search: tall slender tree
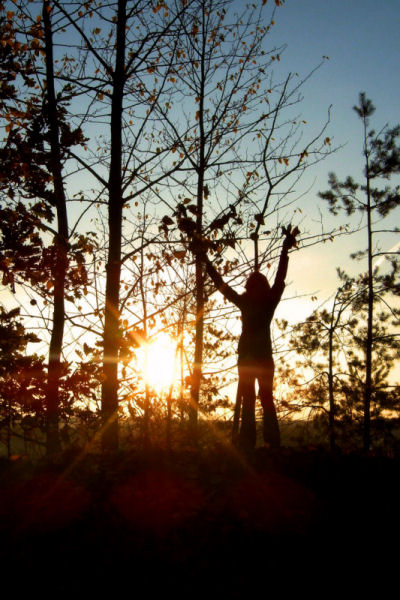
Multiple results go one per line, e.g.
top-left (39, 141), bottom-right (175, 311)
top-left (46, 0), bottom-right (190, 451)
top-left (0, 1), bottom-right (89, 453)
top-left (319, 93), bottom-right (400, 451)
top-left (41, 0), bottom-right (70, 452)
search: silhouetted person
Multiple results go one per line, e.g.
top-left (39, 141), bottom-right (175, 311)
top-left (198, 227), bottom-right (298, 452)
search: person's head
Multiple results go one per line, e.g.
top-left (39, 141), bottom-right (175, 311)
top-left (244, 271), bottom-right (270, 298)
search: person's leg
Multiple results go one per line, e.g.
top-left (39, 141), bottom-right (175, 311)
top-left (238, 364), bottom-right (257, 452)
top-left (258, 360), bottom-right (280, 448)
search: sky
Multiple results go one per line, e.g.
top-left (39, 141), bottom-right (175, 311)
top-left (54, 0), bottom-right (400, 323)
top-left (0, 0), bottom-right (398, 421)
top-left (248, 0), bottom-right (400, 322)
top-left (3, 0), bottom-right (400, 367)
top-left (264, 0), bottom-right (400, 158)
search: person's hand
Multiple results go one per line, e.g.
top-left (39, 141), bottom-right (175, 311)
top-left (282, 224), bottom-right (300, 250)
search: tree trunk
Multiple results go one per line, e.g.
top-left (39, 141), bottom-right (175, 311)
top-left (232, 382), bottom-right (242, 445)
top-left (139, 242), bottom-right (150, 447)
top-left (328, 326), bottom-right (335, 451)
top-left (43, 0), bottom-right (69, 455)
top-left (364, 122), bottom-right (373, 453)
top-left (364, 202), bottom-right (373, 452)
top-left (101, 0), bottom-right (126, 452)
top-left (190, 251), bottom-right (204, 431)
top-left (6, 398), bottom-right (11, 458)
top-left (188, 11), bottom-right (208, 435)
top-left (179, 313), bottom-right (185, 423)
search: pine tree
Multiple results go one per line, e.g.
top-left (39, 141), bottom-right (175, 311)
top-left (319, 93), bottom-right (400, 451)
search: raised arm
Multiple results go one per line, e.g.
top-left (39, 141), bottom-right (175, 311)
top-left (271, 245), bottom-right (289, 300)
top-left (271, 225), bottom-right (299, 300)
top-left (202, 253), bottom-right (242, 308)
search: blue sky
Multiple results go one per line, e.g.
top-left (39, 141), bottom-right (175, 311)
top-left (251, 0), bottom-right (400, 319)
top-left (266, 0), bottom-right (400, 137)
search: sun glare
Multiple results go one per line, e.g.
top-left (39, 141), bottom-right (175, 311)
top-left (136, 333), bottom-right (178, 393)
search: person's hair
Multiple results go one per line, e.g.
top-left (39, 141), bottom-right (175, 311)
top-left (244, 271), bottom-right (270, 299)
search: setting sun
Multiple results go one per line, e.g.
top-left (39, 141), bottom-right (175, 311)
top-left (136, 333), bottom-right (178, 393)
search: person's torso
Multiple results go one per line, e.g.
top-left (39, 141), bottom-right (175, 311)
top-left (238, 296), bottom-right (276, 361)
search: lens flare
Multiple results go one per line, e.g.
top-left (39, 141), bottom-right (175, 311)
top-left (136, 333), bottom-right (177, 393)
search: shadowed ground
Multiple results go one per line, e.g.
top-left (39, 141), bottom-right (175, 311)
top-left (0, 446), bottom-right (398, 595)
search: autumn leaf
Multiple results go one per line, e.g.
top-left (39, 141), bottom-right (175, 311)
top-left (292, 226), bottom-right (300, 237)
top-left (187, 205), bottom-right (198, 215)
top-left (178, 217), bottom-right (196, 234)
